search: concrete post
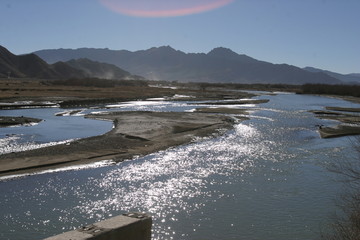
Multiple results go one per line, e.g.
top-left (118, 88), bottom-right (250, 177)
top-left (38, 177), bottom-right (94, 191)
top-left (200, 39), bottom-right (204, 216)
top-left (44, 212), bottom-right (152, 240)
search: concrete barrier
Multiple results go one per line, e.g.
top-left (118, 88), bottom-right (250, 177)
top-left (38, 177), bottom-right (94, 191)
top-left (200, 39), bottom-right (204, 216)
top-left (44, 212), bottom-right (152, 240)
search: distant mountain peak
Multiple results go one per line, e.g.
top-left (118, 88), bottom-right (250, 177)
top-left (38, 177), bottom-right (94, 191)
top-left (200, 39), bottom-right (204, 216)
top-left (207, 47), bottom-right (256, 63)
top-left (303, 66), bottom-right (321, 72)
top-left (208, 47), bottom-right (236, 55)
top-left (158, 45), bottom-right (175, 50)
top-left (146, 45), bottom-right (183, 54)
top-left (147, 45), bottom-right (172, 50)
top-left (207, 47), bottom-right (241, 59)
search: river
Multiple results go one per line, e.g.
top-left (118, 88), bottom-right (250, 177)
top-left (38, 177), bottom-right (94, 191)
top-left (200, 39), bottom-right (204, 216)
top-left (0, 92), bottom-right (359, 240)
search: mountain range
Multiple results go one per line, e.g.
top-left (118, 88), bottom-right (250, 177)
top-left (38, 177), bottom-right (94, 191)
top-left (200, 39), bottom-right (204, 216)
top-left (1, 44), bottom-right (357, 85)
top-left (0, 45), bottom-right (140, 80)
top-left (34, 46), bottom-right (343, 85)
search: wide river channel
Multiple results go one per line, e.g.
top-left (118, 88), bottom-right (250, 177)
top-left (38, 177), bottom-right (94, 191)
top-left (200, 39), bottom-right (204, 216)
top-left (1, 92), bottom-right (360, 240)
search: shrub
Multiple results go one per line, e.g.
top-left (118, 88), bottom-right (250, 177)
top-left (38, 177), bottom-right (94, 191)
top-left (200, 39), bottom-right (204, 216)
top-left (301, 84), bottom-right (360, 97)
top-left (324, 137), bottom-right (360, 240)
top-left (49, 78), bottom-right (148, 88)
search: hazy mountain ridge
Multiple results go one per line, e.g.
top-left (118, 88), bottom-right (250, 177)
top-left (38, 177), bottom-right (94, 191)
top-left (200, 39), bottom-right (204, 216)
top-left (35, 46), bottom-right (341, 84)
top-left (66, 58), bottom-right (144, 80)
top-left (304, 66), bottom-right (360, 84)
top-left (0, 45), bottom-right (141, 80)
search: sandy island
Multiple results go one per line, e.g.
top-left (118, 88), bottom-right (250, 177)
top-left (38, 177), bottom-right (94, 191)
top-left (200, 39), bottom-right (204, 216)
top-left (0, 111), bottom-right (243, 177)
top-left (0, 116), bottom-right (42, 127)
top-left (310, 107), bottom-right (360, 138)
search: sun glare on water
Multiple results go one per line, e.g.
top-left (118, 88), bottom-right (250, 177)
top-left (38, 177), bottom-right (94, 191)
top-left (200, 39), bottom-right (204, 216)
top-left (98, 0), bottom-right (234, 17)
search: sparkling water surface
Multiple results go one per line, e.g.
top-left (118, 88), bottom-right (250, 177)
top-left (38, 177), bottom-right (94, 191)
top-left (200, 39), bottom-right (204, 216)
top-left (1, 93), bottom-right (360, 240)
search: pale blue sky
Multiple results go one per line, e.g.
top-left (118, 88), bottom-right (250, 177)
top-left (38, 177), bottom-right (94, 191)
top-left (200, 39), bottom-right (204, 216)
top-left (1, 0), bottom-right (359, 74)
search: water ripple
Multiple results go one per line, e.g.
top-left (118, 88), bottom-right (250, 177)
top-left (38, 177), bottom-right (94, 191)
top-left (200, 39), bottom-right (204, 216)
top-left (1, 93), bottom-right (359, 240)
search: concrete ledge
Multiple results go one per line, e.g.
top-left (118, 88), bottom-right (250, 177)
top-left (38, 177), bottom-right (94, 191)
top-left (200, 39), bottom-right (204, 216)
top-left (44, 213), bottom-right (152, 240)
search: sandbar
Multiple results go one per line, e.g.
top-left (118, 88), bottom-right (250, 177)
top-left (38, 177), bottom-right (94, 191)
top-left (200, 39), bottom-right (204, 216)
top-left (195, 107), bottom-right (249, 115)
top-left (193, 99), bottom-right (269, 105)
top-left (310, 108), bottom-right (360, 138)
top-left (318, 125), bottom-right (360, 138)
top-left (0, 111), bottom-right (237, 177)
top-left (0, 116), bottom-right (42, 127)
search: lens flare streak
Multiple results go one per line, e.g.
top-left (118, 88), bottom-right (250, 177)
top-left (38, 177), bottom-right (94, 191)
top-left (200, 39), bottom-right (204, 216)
top-left (99, 0), bottom-right (234, 17)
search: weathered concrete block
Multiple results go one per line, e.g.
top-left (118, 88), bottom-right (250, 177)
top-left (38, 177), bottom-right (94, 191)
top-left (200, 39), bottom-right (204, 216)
top-left (44, 213), bottom-right (152, 240)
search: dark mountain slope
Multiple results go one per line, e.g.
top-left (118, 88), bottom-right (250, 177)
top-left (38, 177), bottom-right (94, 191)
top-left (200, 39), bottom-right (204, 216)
top-left (0, 45), bottom-right (84, 79)
top-left (0, 45), bottom-right (26, 78)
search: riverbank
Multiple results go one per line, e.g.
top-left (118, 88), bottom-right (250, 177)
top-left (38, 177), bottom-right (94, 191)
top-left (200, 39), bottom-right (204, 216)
top-left (0, 111), bottom-right (241, 177)
top-left (0, 79), bottom-right (256, 108)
